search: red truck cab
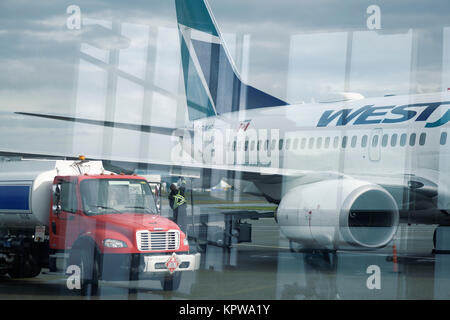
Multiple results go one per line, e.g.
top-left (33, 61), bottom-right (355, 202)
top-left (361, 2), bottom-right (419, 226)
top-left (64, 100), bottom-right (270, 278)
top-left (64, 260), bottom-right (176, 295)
top-left (49, 172), bottom-right (199, 294)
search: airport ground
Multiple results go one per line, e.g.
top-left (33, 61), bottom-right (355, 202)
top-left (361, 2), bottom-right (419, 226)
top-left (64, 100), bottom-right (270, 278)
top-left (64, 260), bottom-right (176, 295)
top-left (0, 190), bottom-right (446, 300)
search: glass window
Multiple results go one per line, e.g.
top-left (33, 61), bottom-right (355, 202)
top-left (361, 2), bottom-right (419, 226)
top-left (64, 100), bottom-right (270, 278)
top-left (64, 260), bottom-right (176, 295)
top-left (419, 133), bottom-right (426, 146)
top-left (351, 136), bottom-right (357, 148)
top-left (372, 135), bottom-right (379, 147)
top-left (409, 133), bottom-right (416, 146)
top-left (59, 181), bottom-right (78, 213)
top-left (382, 134), bottom-right (389, 147)
top-left (441, 132), bottom-right (448, 145)
top-left (301, 138), bottom-right (307, 149)
top-left (342, 136), bottom-right (348, 148)
top-left (361, 135), bottom-right (368, 148)
top-left (391, 134), bottom-right (398, 147)
top-left (3, 0), bottom-right (449, 301)
top-left (316, 137), bottom-right (322, 149)
top-left (81, 179), bottom-right (157, 215)
top-left (333, 136), bottom-right (339, 148)
top-left (400, 133), bottom-right (407, 146)
top-left (324, 137), bottom-right (330, 148)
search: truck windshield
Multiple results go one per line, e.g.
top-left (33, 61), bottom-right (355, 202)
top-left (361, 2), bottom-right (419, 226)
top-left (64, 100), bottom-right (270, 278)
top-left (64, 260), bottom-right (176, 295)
top-left (80, 178), bottom-right (158, 216)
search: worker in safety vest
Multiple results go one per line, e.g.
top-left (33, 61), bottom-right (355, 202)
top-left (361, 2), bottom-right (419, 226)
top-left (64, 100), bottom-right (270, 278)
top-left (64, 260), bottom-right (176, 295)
top-left (168, 180), bottom-right (187, 233)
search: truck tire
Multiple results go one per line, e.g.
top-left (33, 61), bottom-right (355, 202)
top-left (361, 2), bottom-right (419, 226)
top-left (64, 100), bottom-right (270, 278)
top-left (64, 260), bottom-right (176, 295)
top-left (160, 272), bottom-right (181, 291)
top-left (68, 242), bottom-right (100, 296)
top-left (8, 252), bottom-right (41, 278)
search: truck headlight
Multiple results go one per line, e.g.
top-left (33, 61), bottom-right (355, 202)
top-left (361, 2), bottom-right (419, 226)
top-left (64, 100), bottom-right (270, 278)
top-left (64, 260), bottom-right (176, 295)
top-left (103, 239), bottom-right (128, 248)
top-left (184, 238), bottom-right (189, 246)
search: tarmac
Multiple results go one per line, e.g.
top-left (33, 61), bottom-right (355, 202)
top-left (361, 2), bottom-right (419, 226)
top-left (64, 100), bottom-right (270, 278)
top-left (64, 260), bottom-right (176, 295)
top-left (0, 190), bottom-right (446, 300)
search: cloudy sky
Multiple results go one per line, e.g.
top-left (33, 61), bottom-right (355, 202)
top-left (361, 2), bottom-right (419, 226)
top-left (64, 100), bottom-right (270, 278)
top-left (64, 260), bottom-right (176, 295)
top-left (1, 0), bottom-right (450, 110)
top-left (0, 0), bottom-right (449, 160)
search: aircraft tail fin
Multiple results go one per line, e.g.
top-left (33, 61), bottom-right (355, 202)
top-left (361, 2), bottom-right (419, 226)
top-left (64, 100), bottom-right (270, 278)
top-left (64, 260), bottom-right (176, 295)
top-left (174, 0), bottom-right (287, 121)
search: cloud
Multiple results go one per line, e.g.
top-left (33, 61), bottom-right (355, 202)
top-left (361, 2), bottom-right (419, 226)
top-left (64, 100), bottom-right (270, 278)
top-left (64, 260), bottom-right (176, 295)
top-left (0, 0), bottom-right (449, 125)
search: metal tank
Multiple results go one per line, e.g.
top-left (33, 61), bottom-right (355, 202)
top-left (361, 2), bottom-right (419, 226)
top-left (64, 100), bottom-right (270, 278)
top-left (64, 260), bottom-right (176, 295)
top-left (0, 159), bottom-right (105, 230)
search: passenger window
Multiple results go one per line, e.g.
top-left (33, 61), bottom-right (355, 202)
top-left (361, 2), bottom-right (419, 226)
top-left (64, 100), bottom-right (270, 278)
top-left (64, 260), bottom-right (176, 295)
top-left (333, 136), bottom-right (339, 148)
top-left (293, 138), bottom-right (299, 149)
top-left (250, 140), bottom-right (255, 150)
top-left (286, 139), bottom-right (291, 150)
top-left (245, 140), bottom-right (249, 151)
top-left (264, 140), bottom-right (269, 150)
top-left (257, 140), bottom-right (261, 151)
top-left (279, 139), bottom-right (284, 150)
top-left (409, 133), bottom-right (416, 146)
top-left (419, 133), bottom-right (426, 146)
top-left (324, 137), bottom-right (330, 148)
top-left (271, 139), bottom-right (276, 150)
top-left (381, 134), bottom-right (388, 147)
top-left (308, 137), bottom-right (314, 149)
top-left (342, 136), bottom-right (348, 148)
top-left (301, 138), bottom-right (306, 149)
top-left (361, 135), bottom-right (368, 148)
top-left (351, 136), bottom-right (357, 148)
top-left (391, 134), bottom-right (398, 147)
top-left (440, 132), bottom-right (447, 145)
top-left (400, 133), bottom-right (407, 146)
top-left (372, 135), bottom-right (379, 147)
top-left (316, 137), bottom-right (322, 149)
top-left (233, 140), bottom-right (237, 151)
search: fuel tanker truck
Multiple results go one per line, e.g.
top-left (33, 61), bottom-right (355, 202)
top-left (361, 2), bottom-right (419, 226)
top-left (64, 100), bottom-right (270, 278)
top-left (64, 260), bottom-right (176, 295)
top-left (0, 158), bottom-right (200, 294)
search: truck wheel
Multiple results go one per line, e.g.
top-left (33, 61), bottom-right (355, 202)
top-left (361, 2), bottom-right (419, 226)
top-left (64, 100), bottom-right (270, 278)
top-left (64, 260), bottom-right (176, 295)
top-left (8, 252), bottom-right (41, 278)
top-left (160, 272), bottom-right (181, 291)
top-left (68, 245), bottom-right (100, 296)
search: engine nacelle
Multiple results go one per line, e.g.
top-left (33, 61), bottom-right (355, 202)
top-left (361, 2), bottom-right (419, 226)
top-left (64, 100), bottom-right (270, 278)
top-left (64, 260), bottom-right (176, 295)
top-left (277, 179), bottom-right (399, 250)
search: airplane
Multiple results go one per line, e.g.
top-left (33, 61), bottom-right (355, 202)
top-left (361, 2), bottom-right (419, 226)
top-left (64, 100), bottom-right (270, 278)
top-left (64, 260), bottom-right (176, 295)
top-left (3, 0), bottom-right (450, 252)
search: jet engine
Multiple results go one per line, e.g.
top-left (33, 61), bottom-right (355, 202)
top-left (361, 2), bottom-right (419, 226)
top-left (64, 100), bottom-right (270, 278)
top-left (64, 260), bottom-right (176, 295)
top-left (276, 179), bottom-right (399, 251)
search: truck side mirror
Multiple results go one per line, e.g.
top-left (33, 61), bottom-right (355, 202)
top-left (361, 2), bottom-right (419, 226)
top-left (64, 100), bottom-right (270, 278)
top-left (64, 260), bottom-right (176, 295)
top-left (52, 204), bottom-right (62, 215)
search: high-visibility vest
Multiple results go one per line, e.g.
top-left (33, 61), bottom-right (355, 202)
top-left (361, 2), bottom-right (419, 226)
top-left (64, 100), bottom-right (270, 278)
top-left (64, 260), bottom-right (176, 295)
top-left (173, 191), bottom-right (186, 209)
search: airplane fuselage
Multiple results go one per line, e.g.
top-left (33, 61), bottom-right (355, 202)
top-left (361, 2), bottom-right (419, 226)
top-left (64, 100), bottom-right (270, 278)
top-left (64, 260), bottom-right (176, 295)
top-left (175, 92), bottom-right (450, 225)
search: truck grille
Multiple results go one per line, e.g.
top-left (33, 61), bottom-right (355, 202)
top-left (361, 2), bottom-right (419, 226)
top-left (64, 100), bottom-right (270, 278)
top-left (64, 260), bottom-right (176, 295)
top-left (136, 230), bottom-right (180, 251)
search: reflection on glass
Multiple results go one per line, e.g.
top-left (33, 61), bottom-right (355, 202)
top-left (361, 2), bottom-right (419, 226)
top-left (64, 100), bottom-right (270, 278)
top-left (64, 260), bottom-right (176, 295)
top-left (288, 32), bottom-right (347, 103)
top-left (0, 0), bottom-right (450, 301)
top-left (118, 23), bottom-right (150, 80)
top-left (350, 31), bottom-right (412, 97)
